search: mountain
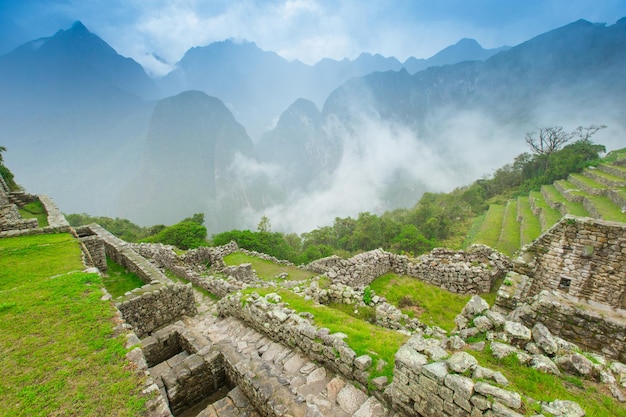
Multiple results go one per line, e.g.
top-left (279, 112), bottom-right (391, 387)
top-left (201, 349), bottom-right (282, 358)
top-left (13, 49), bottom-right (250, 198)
top-left (256, 98), bottom-right (340, 190)
top-left (157, 38), bottom-right (501, 140)
top-left (119, 91), bottom-right (266, 231)
top-left (0, 21), bottom-right (155, 215)
top-left (323, 18), bottom-right (626, 136)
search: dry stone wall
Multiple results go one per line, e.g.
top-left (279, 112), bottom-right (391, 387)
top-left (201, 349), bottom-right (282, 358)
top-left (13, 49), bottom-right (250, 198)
top-left (518, 216), bottom-right (626, 309)
top-left (316, 245), bottom-right (511, 295)
top-left (116, 283), bottom-right (196, 338)
top-left (510, 290), bottom-right (626, 363)
top-left (218, 292), bottom-right (383, 393)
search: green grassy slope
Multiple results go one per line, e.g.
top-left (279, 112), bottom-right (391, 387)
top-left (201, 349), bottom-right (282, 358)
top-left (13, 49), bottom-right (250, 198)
top-left (0, 234), bottom-right (147, 416)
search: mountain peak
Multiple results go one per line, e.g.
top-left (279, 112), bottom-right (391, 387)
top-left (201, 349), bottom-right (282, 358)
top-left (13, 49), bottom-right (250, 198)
top-left (70, 21), bottom-right (88, 32)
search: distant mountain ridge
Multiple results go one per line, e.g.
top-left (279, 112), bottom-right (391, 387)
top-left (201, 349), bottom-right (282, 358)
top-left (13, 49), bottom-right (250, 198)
top-left (157, 37), bottom-right (504, 139)
top-left (1, 18), bottom-right (625, 232)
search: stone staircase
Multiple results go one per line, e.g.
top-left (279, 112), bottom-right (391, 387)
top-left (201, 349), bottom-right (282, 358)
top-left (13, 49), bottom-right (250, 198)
top-left (143, 292), bottom-right (392, 417)
top-left (470, 157), bottom-right (626, 255)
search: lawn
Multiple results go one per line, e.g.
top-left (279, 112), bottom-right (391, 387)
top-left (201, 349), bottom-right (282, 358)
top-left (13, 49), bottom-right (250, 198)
top-left (472, 204), bottom-right (505, 248)
top-left (369, 273), bottom-right (471, 332)
top-left (223, 252), bottom-right (316, 281)
top-left (17, 200), bottom-right (49, 227)
top-left (0, 233), bottom-right (147, 416)
top-left (102, 257), bottom-right (146, 298)
top-left (517, 196), bottom-right (541, 245)
top-left (496, 200), bottom-right (520, 256)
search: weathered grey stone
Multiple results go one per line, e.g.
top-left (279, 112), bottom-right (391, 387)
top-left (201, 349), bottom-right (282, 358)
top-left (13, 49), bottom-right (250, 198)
top-left (394, 345), bottom-right (427, 369)
top-left (530, 355), bottom-right (561, 376)
top-left (491, 401), bottom-right (524, 417)
top-left (422, 362), bottom-right (449, 384)
top-left (555, 353), bottom-right (594, 377)
top-left (447, 351), bottom-right (478, 373)
top-left (445, 374), bottom-right (475, 400)
top-left (354, 354), bottom-right (373, 371)
top-left (370, 376), bottom-right (388, 391)
top-left (353, 396), bottom-right (387, 417)
top-left (532, 322), bottom-right (558, 356)
top-left (541, 400), bottom-right (585, 417)
top-left (485, 310), bottom-right (507, 329)
top-left (474, 315), bottom-right (495, 332)
top-left (504, 321), bottom-right (531, 347)
top-left (425, 345), bottom-right (449, 361)
top-left (474, 382), bottom-right (522, 409)
top-left (460, 327), bottom-right (481, 340)
top-left (336, 384), bottom-right (368, 415)
top-left (490, 342), bottom-right (518, 359)
top-left (447, 335), bottom-right (467, 350)
top-left (463, 295), bottom-right (490, 318)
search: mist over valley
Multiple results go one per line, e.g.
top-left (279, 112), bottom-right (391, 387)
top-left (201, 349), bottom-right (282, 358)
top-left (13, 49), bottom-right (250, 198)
top-left (1, 16), bottom-right (625, 234)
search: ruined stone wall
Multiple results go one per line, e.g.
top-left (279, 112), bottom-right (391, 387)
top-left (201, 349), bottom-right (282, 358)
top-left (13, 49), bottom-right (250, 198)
top-left (218, 293), bottom-right (380, 392)
top-left (116, 283), bottom-right (196, 338)
top-left (408, 246), bottom-right (511, 294)
top-left (87, 224), bottom-right (168, 285)
top-left (324, 249), bottom-right (407, 287)
top-left (520, 216), bottom-right (626, 309)
top-left (511, 290), bottom-right (626, 363)
top-left (0, 193), bottom-right (69, 236)
top-left (320, 245), bottom-right (511, 295)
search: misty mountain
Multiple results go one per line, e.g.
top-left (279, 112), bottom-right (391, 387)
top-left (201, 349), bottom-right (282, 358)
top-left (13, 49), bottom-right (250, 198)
top-left (157, 38), bottom-right (502, 140)
top-left (256, 99), bottom-right (340, 190)
top-left (323, 18), bottom-right (626, 137)
top-left (0, 21), bottom-right (155, 215)
top-left (119, 90), bottom-right (268, 231)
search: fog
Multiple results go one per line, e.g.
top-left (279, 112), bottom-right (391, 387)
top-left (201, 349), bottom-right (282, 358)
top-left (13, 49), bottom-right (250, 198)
top-left (238, 110), bottom-right (526, 233)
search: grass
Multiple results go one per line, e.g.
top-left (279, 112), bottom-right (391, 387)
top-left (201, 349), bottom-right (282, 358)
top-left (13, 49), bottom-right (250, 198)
top-left (541, 184), bottom-right (589, 217)
top-left (0, 233), bottom-right (147, 416)
top-left (472, 204), bottom-right (505, 248)
top-left (529, 191), bottom-right (562, 231)
top-left (471, 344), bottom-right (626, 417)
top-left (517, 196), bottom-right (542, 245)
top-left (462, 212), bottom-right (487, 249)
top-left (585, 195), bottom-right (626, 222)
top-left (17, 200), bottom-right (48, 227)
top-left (164, 268), bottom-right (219, 300)
top-left (102, 257), bottom-right (146, 298)
top-left (602, 148), bottom-right (626, 164)
top-left (496, 200), bottom-right (521, 256)
top-left (223, 252), bottom-right (315, 282)
top-left (569, 173), bottom-right (606, 191)
top-left (369, 273), bottom-right (471, 332)
top-left (244, 288), bottom-right (407, 381)
top-left (587, 168), bottom-right (626, 186)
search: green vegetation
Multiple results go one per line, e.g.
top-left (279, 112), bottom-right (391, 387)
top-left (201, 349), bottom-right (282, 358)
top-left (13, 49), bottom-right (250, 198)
top-left (0, 234), bottom-right (147, 416)
top-left (585, 195), bottom-right (626, 222)
top-left (102, 257), bottom-right (145, 298)
top-left (244, 288), bottom-right (407, 380)
top-left (223, 252), bottom-right (315, 282)
top-left (142, 213), bottom-right (208, 249)
top-left (541, 184), bottom-right (589, 217)
top-left (66, 213), bottom-right (163, 242)
top-left (517, 196), bottom-right (542, 245)
top-left (369, 273), bottom-right (471, 332)
top-left (496, 200), bottom-right (521, 256)
top-left (529, 191), bottom-right (562, 230)
top-left (0, 145), bottom-right (18, 190)
top-left (472, 204), bottom-right (505, 248)
top-left (471, 345), bottom-right (626, 417)
top-left (18, 200), bottom-right (49, 227)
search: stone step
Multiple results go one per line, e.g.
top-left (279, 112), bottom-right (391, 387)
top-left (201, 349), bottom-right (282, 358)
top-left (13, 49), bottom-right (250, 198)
top-left (568, 173), bottom-right (607, 196)
top-left (583, 167), bottom-right (626, 188)
top-left (188, 312), bottom-right (389, 417)
top-left (598, 163), bottom-right (626, 180)
top-left (529, 191), bottom-right (561, 232)
top-left (541, 184), bottom-right (589, 217)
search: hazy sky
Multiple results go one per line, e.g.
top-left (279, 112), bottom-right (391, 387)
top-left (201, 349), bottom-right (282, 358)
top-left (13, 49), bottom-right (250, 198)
top-left (2, 0), bottom-right (626, 76)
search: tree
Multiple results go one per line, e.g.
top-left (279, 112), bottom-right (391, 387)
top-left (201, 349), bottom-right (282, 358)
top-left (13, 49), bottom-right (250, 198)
top-left (525, 126), bottom-right (572, 170)
top-left (257, 215), bottom-right (271, 232)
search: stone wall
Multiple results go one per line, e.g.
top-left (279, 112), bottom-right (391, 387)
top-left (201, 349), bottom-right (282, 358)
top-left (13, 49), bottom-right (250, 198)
top-left (87, 224), bottom-right (168, 285)
top-left (75, 226), bottom-right (107, 272)
top-left (318, 245), bottom-right (511, 295)
top-left (0, 192), bottom-right (70, 237)
top-left (408, 245), bottom-right (511, 294)
top-left (519, 216), bottom-right (626, 309)
top-left (117, 283), bottom-right (197, 338)
top-left (218, 292), bottom-right (381, 392)
top-left (387, 342), bottom-right (526, 417)
top-left (510, 290), bottom-right (626, 363)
